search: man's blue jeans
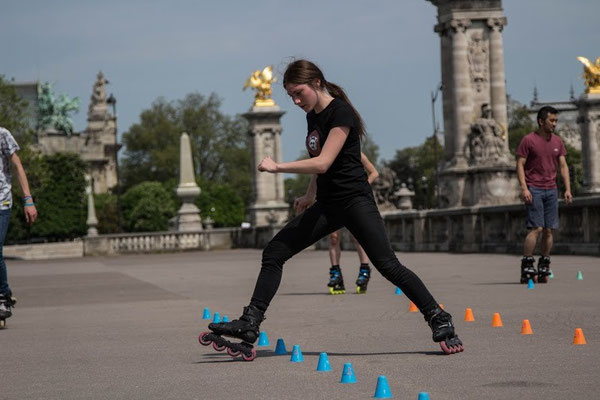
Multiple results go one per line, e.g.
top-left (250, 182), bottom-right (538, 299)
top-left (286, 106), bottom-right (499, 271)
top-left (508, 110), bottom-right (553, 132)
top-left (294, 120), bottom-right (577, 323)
top-left (0, 209), bottom-right (12, 296)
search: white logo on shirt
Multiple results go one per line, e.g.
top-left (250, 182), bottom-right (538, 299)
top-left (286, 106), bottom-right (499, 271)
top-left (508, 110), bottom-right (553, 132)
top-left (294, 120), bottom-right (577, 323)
top-left (554, 148), bottom-right (558, 152)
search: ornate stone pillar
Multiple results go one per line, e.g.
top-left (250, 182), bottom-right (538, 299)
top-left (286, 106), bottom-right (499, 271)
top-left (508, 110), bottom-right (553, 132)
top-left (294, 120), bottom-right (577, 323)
top-left (449, 18), bottom-right (472, 168)
top-left (243, 106), bottom-right (289, 226)
top-left (577, 93), bottom-right (600, 194)
top-left (487, 17), bottom-right (509, 152)
top-left (427, 0), bottom-right (518, 207)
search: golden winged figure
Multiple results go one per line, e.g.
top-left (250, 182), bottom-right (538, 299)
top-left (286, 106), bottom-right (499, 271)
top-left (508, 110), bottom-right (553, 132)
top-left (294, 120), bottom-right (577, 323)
top-left (243, 65), bottom-right (277, 107)
top-left (576, 56), bottom-right (600, 94)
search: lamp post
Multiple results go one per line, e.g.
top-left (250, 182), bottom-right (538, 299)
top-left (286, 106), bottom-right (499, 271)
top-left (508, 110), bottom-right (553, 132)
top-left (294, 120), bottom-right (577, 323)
top-left (106, 93), bottom-right (123, 232)
top-left (430, 83), bottom-right (443, 208)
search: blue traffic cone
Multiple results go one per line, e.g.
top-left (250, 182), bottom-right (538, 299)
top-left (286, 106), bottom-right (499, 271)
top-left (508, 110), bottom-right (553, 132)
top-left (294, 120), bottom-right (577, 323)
top-left (202, 308), bottom-right (211, 319)
top-left (258, 331), bottom-right (270, 347)
top-left (275, 338), bottom-right (287, 355)
top-left (222, 315), bottom-right (229, 322)
top-left (373, 375), bottom-right (392, 398)
top-left (527, 279), bottom-right (535, 289)
top-left (290, 345), bottom-right (304, 362)
top-left (577, 271), bottom-right (583, 280)
top-left (418, 392), bottom-right (430, 400)
top-left (340, 363), bottom-right (357, 384)
top-left (316, 352), bottom-right (331, 371)
top-left (549, 270), bottom-right (554, 278)
top-left (395, 287), bottom-right (403, 295)
top-left (212, 312), bottom-right (221, 323)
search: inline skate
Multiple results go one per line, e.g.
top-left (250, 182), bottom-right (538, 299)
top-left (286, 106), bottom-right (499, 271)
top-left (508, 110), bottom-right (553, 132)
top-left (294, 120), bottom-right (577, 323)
top-left (327, 266), bottom-right (345, 294)
top-left (199, 305), bottom-right (264, 361)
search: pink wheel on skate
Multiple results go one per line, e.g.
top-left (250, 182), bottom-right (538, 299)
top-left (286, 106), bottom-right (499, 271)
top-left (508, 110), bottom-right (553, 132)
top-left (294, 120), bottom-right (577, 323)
top-left (241, 348), bottom-right (257, 361)
top-left (440, 341), bottom-right (464, 355)
top-left (227, 348), bottom-right (241, 357)
top-left (212, 341), bottom-right (226, 352)
top-left (199, 331), bottom-right (212, 346)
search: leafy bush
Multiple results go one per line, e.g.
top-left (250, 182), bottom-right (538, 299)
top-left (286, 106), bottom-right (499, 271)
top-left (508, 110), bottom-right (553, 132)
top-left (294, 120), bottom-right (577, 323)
top-left (121, 182), bottom-right (176, 232)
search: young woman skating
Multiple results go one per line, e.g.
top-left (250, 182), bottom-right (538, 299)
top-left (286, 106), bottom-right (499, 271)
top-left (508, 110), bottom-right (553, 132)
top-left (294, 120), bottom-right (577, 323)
top-left (200, 60), bottom-right (464, 360)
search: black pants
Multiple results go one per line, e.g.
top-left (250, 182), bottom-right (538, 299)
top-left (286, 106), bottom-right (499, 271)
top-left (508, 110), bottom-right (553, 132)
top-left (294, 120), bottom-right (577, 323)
top-left (250, 194), bottom-right (438, 315)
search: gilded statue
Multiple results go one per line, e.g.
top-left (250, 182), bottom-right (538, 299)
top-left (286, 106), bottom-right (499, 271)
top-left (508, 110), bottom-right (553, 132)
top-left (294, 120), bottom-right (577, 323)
top-left (243, 65), bottom-right (277, 107)
top-left (576, 56), bottom-right (600, 94)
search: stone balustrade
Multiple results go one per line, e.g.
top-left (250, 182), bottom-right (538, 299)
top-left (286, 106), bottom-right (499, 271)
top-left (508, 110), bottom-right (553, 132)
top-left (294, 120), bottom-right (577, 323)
top-left (382, 195), bottom-right (600, 255)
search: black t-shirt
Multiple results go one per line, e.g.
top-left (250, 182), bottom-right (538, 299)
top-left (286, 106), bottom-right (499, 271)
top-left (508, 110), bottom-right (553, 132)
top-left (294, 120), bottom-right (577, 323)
top-left (305, 98), bottom-right (371, 204)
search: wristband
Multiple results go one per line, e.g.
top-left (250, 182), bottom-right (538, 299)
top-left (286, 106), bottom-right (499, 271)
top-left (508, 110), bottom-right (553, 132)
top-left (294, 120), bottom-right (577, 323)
top-left (23, 196), bottom-right (32, 201)
top-left (24, 202), bottom-right (34, 207)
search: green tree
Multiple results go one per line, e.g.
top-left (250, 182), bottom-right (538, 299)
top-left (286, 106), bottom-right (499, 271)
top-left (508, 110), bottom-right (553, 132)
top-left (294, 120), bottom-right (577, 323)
top-left (387, 136), bottom-right (442, 209)
top-left (120, 93), bottom-right (251, 204)
top-left (7, 153), bottom-right (87, 243)
top-left (94, 193), bottom-right (119, 234)
top-left (195, 179), bottom-right (245, 227)
top-left (121, 182), bottom-right (177, 232)
top-left (508, 104), bottom-right (536, 155)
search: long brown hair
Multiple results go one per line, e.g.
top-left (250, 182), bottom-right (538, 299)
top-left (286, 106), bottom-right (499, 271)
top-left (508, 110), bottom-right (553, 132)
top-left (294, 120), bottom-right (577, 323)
top-left (283, 59), bottom-right (366, 138)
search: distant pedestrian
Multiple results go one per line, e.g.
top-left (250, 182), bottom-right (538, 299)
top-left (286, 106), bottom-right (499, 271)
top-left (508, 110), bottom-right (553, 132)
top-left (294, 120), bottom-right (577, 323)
top-left (0, 127), bottom-right (38, 327)
top-left (516, 106), bottom-right (572, 284)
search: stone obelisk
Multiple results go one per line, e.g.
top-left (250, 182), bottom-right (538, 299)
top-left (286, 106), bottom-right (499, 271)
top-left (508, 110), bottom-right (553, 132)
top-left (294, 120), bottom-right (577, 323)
top-left (426, 0), bottom-right (519, 207)
top-left (175, 132), bottom-right (202, 231)
top-left (242, 65), bottom-right (289, 226)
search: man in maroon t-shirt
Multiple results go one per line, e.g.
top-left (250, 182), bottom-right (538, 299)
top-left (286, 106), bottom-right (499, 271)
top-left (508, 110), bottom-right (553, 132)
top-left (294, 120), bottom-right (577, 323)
top-left (516, 106), bottom-right (573, 284)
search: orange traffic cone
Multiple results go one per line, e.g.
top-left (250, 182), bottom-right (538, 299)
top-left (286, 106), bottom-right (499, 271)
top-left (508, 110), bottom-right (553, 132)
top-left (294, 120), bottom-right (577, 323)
top-left (492, 313), bottom-right (503, 327)
top-left (409, 301), bottom-right (419, 312)
top-left (464, 308), bottom-right (475, 322)
top-left (439, 304), bottom-right (444, 309)
top-left (573, 328), bottom-right (587, 345)
top-left (521, 319), bottom-right (533, 335)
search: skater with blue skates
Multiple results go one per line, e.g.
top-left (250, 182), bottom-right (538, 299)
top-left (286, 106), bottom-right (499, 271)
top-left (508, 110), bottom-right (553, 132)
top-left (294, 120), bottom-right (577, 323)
top-left (199, 60), bottom-right (464, 360)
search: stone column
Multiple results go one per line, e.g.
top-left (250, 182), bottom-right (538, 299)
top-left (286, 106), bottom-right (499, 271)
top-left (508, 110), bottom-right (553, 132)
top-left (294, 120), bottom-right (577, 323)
top-left (449, 18), bottom-right (472, 168)
top-left (243, 106), bottom-right (289, 226)
top-left (86, 182), bottom-right (98, 237)
top-left (577, 93), bottom-right (600, 194)
top-left (487, 17), bottom-right (509, 152)
top-left (175, 132), bottom-right (202, 231)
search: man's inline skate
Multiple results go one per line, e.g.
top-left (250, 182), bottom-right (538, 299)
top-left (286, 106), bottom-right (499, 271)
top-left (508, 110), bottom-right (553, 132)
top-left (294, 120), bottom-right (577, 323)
top-left (0, 293), bottom-right (16, 329)
top-left (520, 256), bottom-right (537, 284)
top-left (199, 305), bottom-right (264, 361)
top-left (355, 264), bottom-right (371, 294)
top-left (327, 266), bottom-right (345, 294)
top-left (424, 306), bottom-right (464, 355)
top-left (537, 256), bottom-right (551, 283)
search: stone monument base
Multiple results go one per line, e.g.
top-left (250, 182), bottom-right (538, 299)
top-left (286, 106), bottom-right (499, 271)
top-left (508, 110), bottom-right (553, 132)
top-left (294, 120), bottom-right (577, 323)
top-left (440, 164), bottom-right (520, 207)
top-left (248, 202), bottom-right (289, 226)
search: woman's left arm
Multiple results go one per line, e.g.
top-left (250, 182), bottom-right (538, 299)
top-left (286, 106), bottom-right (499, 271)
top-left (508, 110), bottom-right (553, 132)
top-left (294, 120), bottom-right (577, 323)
top-left (258, 126), bottom-right (349, 174)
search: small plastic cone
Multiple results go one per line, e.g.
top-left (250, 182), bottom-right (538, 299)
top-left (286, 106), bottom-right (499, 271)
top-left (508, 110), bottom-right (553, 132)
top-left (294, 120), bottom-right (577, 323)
top-left (258, 331), bottom-right (270, 346)
top-left (222, 315), bottom-right (229, 322)
top-left (212, 312), bottom-right (221, 323)
top-left (373, 375), bottom-right (392, 398)
top-left (527, 279), bottom-right (535, 289)
top-left (290, 344), bottom-right (304, 362)
top-left (492, 312), bottom-right (503, 327)
top-left (316, 352), bottom-right (331, 371)
top-left (439, 304), bottom-right (445, 309)
top-left (576, 271), bottom-right (583, 280)
top-left (340, 363), bottom-right (357, 384)
top-left (418, 393), bottom-right (431, 400)
top-left (409, 301), bottom-right (419, 312)
top-left (274, 338), bottom-right (287, 355)
top-left (464, 308), bottom-right (475, 322)
top-left (202, 308), bottom-right (211, 319)
top-left (395, 286), bottom-right (403, 295)
top-left (521, 319), bottom-right (533, 335)
top-left (573, 328), bottom-right (587, 345)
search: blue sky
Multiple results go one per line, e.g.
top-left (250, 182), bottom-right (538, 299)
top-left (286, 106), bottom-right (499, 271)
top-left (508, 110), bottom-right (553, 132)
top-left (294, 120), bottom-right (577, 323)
top-left (2, 0), bottom-right (598, 164)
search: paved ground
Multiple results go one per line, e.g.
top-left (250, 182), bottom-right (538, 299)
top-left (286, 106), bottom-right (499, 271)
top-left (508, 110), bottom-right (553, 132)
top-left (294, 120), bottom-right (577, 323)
top-left (1, 249), bottom-right (598, 400)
